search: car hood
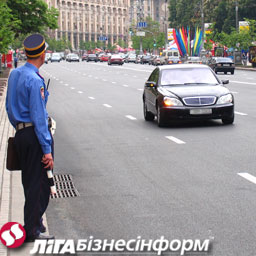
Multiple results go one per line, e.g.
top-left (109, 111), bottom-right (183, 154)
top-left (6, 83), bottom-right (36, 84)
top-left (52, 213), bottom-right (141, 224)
top-left (159, 84), bottom-right (230, 98)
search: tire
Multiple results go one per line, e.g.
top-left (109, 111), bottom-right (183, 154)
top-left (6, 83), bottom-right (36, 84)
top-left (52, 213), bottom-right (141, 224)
top-left (231, 70), bottom-right (234, 75)
top-left (222, 115), bottom-right (234, 125)
top-left (224, 71), bottom-right (227, 74)
top-left (157, 105), bottom-right (166, 127)
top-left (143, 101), bottom-right (154, 121)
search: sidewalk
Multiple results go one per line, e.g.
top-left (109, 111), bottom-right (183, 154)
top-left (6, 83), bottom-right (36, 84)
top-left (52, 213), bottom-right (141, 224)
top-left (0, 74), bottom-right (48, 255)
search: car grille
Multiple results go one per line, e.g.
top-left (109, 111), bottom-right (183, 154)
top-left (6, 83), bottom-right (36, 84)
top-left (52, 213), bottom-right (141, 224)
top-left (183, 96), bottom-right (216, 106)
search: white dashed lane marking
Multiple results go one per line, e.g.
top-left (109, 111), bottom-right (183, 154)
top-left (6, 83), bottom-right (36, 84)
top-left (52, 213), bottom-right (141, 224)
top-left (65, 84), bottom-right (68, 86)
top-left (125, 115), bottom-right (137, 120)
top-left (235, 111), bottom-right (248, 116)
top-left (112, 82), bottom-right (116, 84)
top-left (137, 89), bottom-right (143, 91)
top-left (123, 84), bottom-right (129, 87)
top-left (78, 91), bottom-right (83, 94)
top-left (103, 104), bottom-right (112, 108)
top-left (88, 97), bottom-right (95, 100)
top-left (165, 136), bottom-right (186, 144)
top-left (70, 87), bottom-right (75, 90)
top-left (238, 173), bottom-right (256, 185)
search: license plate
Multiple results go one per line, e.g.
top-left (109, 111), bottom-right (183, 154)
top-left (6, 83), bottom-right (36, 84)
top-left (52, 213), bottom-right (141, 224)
top-left (223, 64), bottom-right (230, 66)
top-left (190, 109), bottom-right (212, 115)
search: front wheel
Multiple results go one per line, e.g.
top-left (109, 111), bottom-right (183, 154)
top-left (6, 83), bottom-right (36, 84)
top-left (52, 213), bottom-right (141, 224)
top-left (222, 115), bottom-right (234, 125)
top-left (231, 70), bottom-right (234, 75)
top-left (143, 101), bottom-right (154, 121)
top-left (157, 105), bottom-right (166, 127)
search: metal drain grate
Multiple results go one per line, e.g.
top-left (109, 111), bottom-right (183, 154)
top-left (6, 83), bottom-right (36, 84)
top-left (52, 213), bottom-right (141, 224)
top-left (50, 174), bottom-right (80, 199)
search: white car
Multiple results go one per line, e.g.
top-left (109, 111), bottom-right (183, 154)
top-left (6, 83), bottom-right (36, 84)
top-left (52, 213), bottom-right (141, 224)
top-left (66, 53), bottom-right (80, 62)
top-left (51, 53), bottom-right (61, 62)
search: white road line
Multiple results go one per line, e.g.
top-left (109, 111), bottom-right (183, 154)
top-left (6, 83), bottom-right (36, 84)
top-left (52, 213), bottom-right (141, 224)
top-left (65, 84), bottom-right (69, 86)
top-left (88, 75), bottom-right (92, 77)
top-left (123, 84), bottom-right (129, 87)
top-left (70, 87), bottom-right (75, 90)
top-left (60, 81), bottom-right (63, 84)
top-left (78, 91), bottom-right (83, 94)
top-left (56, 78), bottom-right (59, 81)
top-left (165, 136), bottom-right (186, 144)
top-left (112, 81), bottom-right (116, 84)
top-left (137, 88), bottom-right (143, 91)
top-left (102, 79), bottom-right (107, 82)
top-left (95, 77), bottom-right (99, 79)
top-left (235, 111), bottom-right (248, 116)
top-left (230, 80), bottom-right (256, 85)
top-left (238, 173), bottom-right (256, 185)
top-left (88, 97), bottom-right (95, 100)
top-left (125, 115), bottom-right (137, 120)
top-left (103, 104), bottom-right (112, 108)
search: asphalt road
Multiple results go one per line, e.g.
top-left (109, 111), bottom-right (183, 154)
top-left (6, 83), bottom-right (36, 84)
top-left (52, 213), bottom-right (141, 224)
top-left (40, 61), bottom-right (256, 256)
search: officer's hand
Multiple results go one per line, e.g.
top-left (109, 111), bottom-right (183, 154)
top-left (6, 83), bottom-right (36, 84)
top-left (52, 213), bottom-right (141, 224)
top-left (42, 153), bottom-right (54, 170)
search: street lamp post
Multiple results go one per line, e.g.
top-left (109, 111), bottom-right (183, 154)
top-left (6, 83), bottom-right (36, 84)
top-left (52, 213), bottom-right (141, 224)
top-left (235, 1), bottom-right (239, 32)
top-left (201, 0), bottom-right (204, 53)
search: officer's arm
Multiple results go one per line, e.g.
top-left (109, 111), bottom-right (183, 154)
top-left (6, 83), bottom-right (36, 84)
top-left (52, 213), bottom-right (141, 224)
top-left (28, 78), bottom-right (52, 154)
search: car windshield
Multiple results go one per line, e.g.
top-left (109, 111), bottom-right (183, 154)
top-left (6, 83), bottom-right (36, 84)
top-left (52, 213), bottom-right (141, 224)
top-left (71, 54), bottom-right (78, 57)
top-left (216, 58), bottom-right (233, 63)
top-left (89, 54), bottom-right (96, 57)
top-left (161, 68), bottom-right (219, 85)
top-left (112, 55), bottom-right (121, 58)
top-left (52, 53), bottom-right (60, 57)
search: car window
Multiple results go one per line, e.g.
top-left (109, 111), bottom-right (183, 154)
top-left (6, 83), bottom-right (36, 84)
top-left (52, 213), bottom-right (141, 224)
top-left (161, 68), bottom-right (219, 85)
top-left (148, 68), bottom-right (159, 83)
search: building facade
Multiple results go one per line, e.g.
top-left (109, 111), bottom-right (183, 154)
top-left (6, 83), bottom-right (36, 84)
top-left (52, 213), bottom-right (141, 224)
top-left (44, 0), bottom-right (168, 50)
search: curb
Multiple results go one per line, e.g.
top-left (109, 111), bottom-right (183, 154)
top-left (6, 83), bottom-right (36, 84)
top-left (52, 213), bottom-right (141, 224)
top-left (236, 66), bottom-right (256, 71)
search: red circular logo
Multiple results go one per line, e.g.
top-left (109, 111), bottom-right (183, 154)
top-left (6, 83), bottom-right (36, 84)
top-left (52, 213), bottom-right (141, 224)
top-left (0, 222), bottom-right (26, 248)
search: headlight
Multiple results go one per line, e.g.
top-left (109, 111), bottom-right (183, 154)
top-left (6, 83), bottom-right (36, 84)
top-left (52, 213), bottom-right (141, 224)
top-left (163, 97), bottom-right (183, 106)
top-left (216, 94), bottom-right (233, 104)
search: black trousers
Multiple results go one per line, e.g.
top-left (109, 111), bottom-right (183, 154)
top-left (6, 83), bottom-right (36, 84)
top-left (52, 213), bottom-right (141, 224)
top-left (14, 127), bottom-right (51, 238)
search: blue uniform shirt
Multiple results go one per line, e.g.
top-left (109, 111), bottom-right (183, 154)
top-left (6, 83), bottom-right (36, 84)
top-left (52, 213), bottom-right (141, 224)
top-left (6, 62), bottom-right (52, 154)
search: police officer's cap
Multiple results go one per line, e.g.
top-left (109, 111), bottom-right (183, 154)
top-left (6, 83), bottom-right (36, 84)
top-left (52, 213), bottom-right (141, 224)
top-left (24, 34), bottom-right (46, 58)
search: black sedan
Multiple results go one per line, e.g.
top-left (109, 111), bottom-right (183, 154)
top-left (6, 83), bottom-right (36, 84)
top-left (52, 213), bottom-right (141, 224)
top-left (143, 64), bottom-right (234, 127)
top-left (208, 57), bottom-right (235, 74)
top-left (87, 54), bottom-right (98, 62)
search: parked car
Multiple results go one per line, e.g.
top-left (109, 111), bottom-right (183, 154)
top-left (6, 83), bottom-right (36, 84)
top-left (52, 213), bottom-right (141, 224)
top-left (108, 54), bottom-right (124, 65)
top-left (152, 56), bottom-right (162, 66)
top-left (135, 55), bottom-right (142, 64)
top-left (100, 55), bottom-right (109, 62)
top-left (82, 54), bottom-right (88, 61)
top-left (143, 64), bottom-right (234, 127)
top-left (141, 55), bottom-right (151, 64)
top-left (66, 53), bottom-right (80, 62)
top-left (208, 57), bottom-right (235, 74)
top-left (87, 54), bottom-right (98, 62)
top-left (126, 54), bottom-right (137, 63)
top-left (51, 53), bottom-right (61, 62)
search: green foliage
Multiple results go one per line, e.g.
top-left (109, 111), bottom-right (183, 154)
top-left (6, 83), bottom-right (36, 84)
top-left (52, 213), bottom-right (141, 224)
top-left (47, 37), bottom-right (70, 52)
top-left (0, 1), bottom-right (18, 53)
top-left (6, 0), bottom-right (59, 38)
top-left (131, 17), bottom-right (165, 52)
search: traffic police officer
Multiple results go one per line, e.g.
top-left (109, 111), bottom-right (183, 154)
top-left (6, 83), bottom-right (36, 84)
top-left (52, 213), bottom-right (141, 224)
top-left (6, 34), bottom-right (55, 242)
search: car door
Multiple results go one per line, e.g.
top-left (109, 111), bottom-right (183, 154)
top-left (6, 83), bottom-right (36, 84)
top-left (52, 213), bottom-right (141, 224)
top-left (145, 68), bottom-right (160, 114)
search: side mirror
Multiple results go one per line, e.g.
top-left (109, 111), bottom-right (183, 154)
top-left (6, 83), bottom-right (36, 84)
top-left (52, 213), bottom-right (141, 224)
top-left (222, 80), bottom-right (229, 84)
top-left (145, 81), bottom-right (157, 87)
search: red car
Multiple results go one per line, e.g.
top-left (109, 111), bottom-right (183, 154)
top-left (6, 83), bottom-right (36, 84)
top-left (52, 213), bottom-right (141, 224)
top-left (108, 54), bottom-right (124, 65)
top-left (100, 55), bottom-right (109, 62)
